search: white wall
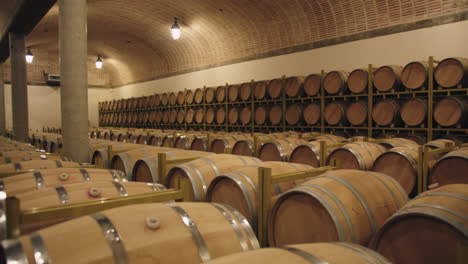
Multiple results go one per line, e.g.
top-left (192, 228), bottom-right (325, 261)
top-left (4, 84), bottom-right (114, 132)
top-left (114, 20), bottom-right (468, 97)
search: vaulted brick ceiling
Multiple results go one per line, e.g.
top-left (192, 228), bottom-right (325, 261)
top-left (17, 0), bottom-right (468, 86)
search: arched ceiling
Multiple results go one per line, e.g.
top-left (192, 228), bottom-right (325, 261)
top-left (16, 0), bottom-right (468, 86)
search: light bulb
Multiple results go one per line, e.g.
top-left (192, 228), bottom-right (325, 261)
top-left (171, 17), bottom-right (181, 40)
top-left (25, 48), bottom-right (33, 64)
top-left (96, 56), bottom-right (103, 69)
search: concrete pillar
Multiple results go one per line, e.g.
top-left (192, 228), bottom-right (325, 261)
top-left (59, 0), bottom-right (88, 162)
top-left (0, 65), bottom-right (6, 136)
top-left (9, 33), bottom-right (29, 142)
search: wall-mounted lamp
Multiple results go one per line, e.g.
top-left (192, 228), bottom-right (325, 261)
top-left (25, 48), bottom-right (33, 64)
top-left (171, 17), bottom-right (181, 40)
top-left (96, 55), bottom-right (103, 69)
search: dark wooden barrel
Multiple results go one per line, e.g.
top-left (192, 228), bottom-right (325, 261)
top-left (123, 98), bottom-right (130, 110)
top-left (176, 110), bottom-right (185, 124)
top-left (239, 82), bottom-right (251, 101)
top-left (373, 65), bottom-right (403, 92)
top-left (148, 111), bottom-right (156, 124)
top-left (168, 92), bottom-right (177, 106)
top-left (324, 102), bottom-right (347, 125)
top-left (185, 109), bottom-right (195, 124)
top-left (195, 108), bottom-right (204, 124)
top-left (162, 111), bottom-right (169, 124)
top-left (267, 78), bottom-right (283, 99)
top-left (434, 57), bottom-right (468, 88)
top-left (303, 103), bottom-right (320, 125)
top-left (285, 76), bottom-right (305, 97)
top-left (136, 97), bottom-right (144, 108)
top-left (205, 87), bottom-right (215, 104)
top-left (303, 74), bottom-right (321, 96)
top-left (372, 99), bottom-right (400, 126)
top-left (347, 69), bottom-right (368, 94)
top-left (434, 96), bottom-right (468, 127)
top-left (176, 91), bottom-right (185, 105)
top-left (216, 108), bottom-right (226, 124)
top-left (370, 184), bottom-right (467, 264)
top-left (148, 95), bottom-right (156, 107)
top-left (326, 142), bottom-right (387, 170)
top-left (285, 104), bottom-right (303, 125)
top-left (401, 61), bottom-right (429, 90)
top-left (254, 81), bottom-right (267, 100)
top-left (206, 108), bottom-right (215, 124)
top-left (268, 105), bottom-right (283, 125)
top-left (258, 137), bottom-right (306, 162)
top-left (431, 147), bottom-right (468, 186)
top-left (185, 90), bottom-right (194, 105)
top-left (289, 135), bottom-right (345, 167)
top-left (154, 94), bottom-right (161, 107)
top-left (324, 71), bottom-right (349, 95)
top-left (161, 93), bottom-right (169, 106)
top-left (228, 108), bottom-right (239, 125)
top-left (216, 86), bottom-right (226, 102)
top-left (228, 84), bottom-right (240, 102)
top-left (194, 88), bottom-right (204, 104)
top-left (240, 107), bottom-right (251, 125)
top-left (155, 111), bottom-right (162, 124)
top-left (255, 106), bottom-right (267, 125)
top-left (346, 100), bottom-right (368, 126)
top-left (169, 110), bottom-right (177, 124)
top-left (210, 135), bottom-right (251, 154)
top-left (401, 98), bottom-right (427, 127)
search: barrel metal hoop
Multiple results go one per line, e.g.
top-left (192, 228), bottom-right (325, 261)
top-left (34, 171), bottom-right (45, 190)
top-left (333, 242), bottom-right (391, 264)
top-left (282, 247), bottom-right (327, 264)
top-left (14, 162), bottom-right (22, 171)
top-left (5, 157), bottom-right (11, 164)
top-left (370, 172), bottom-right (408, 202)
top-left (79, 168), bottom-right (91, 181)
top-left (55, 160), bottom-right (63, 168)
top-left (233, 171), bottom-right (258, 193)
top-left (200, 157), bottom-right (220, 176)
top-left (281, 138), bottom-right (296, 151)
top-left (341, 146), bottom-right (366, 170)
top-left (116, 170), bottom-right (127, 182)
top-left (399, 203), bottom-right (468, 223)
top-left (271, 142), bottom-right (288, 162)
top-left (112, 181), bottom-right (128, 197)
top-left (175, 165), bottom-right (201, 201)
top-left (414, 191), bottom-right (468, 202)
top-left (320, 175), bottom-right (377, 236)
top-left (302, 183), bottom-right (357, 243)
top-left (331, 242), bottom-right (381, 264)
top-left (120, 152), bottom-right (134, 177)
top-left (236, 155), bottom-right (250, 166)
top-left (364, 171), bottom-right (402, 208)
top-left (55, 186), bottom-right (71, 204)
top-left (211, 203), bottom-right (249, 251)
top-left (170, 205), bottom-right (211, 262)
top-left (219, 203), bottom-right (260, 249)
top-left (138, 158), bottom-right (159, 183)
top-left (0, 180), bottom-right (5, 200)
top-left (30, 232), bottom-right (52, 264)
top-left (91, 213), bottom-right (129, 264)
top-left (386, 148), bottom-right (418, 175)
top-left (1, 239), bottom-right (29, 264)
top-left (109, 170), bottom-right (120, 182)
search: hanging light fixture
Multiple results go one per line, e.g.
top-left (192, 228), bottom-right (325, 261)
top-left (171, 17), bottom-right (181, 40)
top-left (25, 48), bottom-right (33, 64)
top-left (96, 55), bottom-right (103, 69)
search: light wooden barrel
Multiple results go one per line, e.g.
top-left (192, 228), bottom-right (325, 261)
top-left (148, 94), bottom-right (157, 107)
top-left (239, 107), bottom-right (251, 125)
top-left (0, 160), bottom-right (83, 174)
top-left (207, 161), bottom-right (312, 229)
top-left (285, 76), bottom-right (305, 97)
top-left (285, 104), bottom-right (303, 125)
top-left (169, 110), bottom-right (177, 124)
top-left (406, 134), bottom-right (426, 145)
top-left (176, 91), bottom-right (185, 105)
top-left (228, 108), bottom-right (239, 125)
top-left (324, 71), bottom-right (349, 95)
top-left (194, 88), bottom-right (204, 104)
top-left (228, 84), bottom-right (240, 102)
top-left (372, 99), bottom-right (400, 126)
top-left (155, 111), bottom-right (162, 124)
top-left (434, 96), bottom-right (468, 127)
top-left (210, 135), bottom-right (251, 154)
top-left (401, 98), bottom-right (427, 126)
top-left (185, 90), bottom-right (194, 104)
top-left (91, 143), bottom-right (152, 169)
top-left (324, 102), bottom-right (347, 125)
top-left (326, 142), bottom-right (386, 170)
top-left (401, 61), bottom-right (429, 90)
top-left (203, 87), bottom-right (215, 104)
top-left (205, 108), bottom-right (215, 124)
top-left (161, 93), bottom-right (169, 106)
top-left (378, 137), bottom-right (420, 150)
top-left (268, 105), bottom-right (283, 125)
top-left (239, 83), bottom-right (251, 101)
top-left (204, 243), bottom-right (390, 264)
top-left (1, 203), bottom-right (259, 263)
top-left (254, 106), bottom-right (267, 125)
top-left (347, 69), bottom-right (368, 94)
top-left (434, 57), bottom-right (468, 88)
top-left (303, 103), bottom-right (320, 125)
top-left (370, 184), bottom-right (468, 264)
top-left (186, 109), bottom-right (195, 124)
top-left (289, 135), bottom-right (345, 167)
top-left (267, 78), bottom-right (283, 99)
top-left (132, 97), bottom-right (139, 109)
top-left (166, 154), bottom-right (262, 201)
top-left (214, 108), bottom-right (225, 124)
top-left (195, 109), bottom-right (204, 124)
top-left (254, 81), bottom-right (267, 100)
top-left (431, 147), bottom-right (468, 185)
top-left (258, 137), bottom-right (307, 162)
top-left (373, 65), bottom-right (403, 92)
top-left (425, 139), bottom-right (456, 149)
top-left (231, 139), bottom-right (255, 157)
top-left (162, 111), bottom-right (170, 124)
top-left (216, 86), bottom-right (226, 102)
top-left (268, 169), bottom-right (408, 246)
top-left (177, 110), bottom-right (185, 124)
top-left (175, 134), bottom-right (204, 150)
top-left (0, 151), bottom-right (66, 165)
top-left (345, 101), bottom-right (367, 126)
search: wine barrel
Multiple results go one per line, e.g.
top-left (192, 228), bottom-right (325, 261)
top-left (345, 101), bottom-right (367, 126)
top-left (324, 71), bottom-right (349, 95)
top-left (324, 102), bottom-right (347, 125)
top-left (166, 154), bottom-right (261, 201)
top-left (195, 109), bottom-right (204, 124)
top-left (267, 78), bottom-right (283, 99)
top-left (161, 135), bottom-right (176, 148)
top-left (239, 107), bottom-right (251, 125)
top-left (239, 82), bottom-right (251, 101)
top-left (0, 151), bottom-right (63, 165)
top-left (131, 97), bottom-right (139, 109)
top-left (210, 135), bottom-right (251, 154)
top-left (303, 103), bottom-right (320, 125)
top-left (206, 108), bottom-right (215, 124)
top-left (186, 109), bottom-right (195, 124)
top-left (155, 111), bottom-right (162, 124)
top-left (401, 61), bottom-right (429, 90)
top-left (255, 106), bottom-right (267, 125)
top-left (289, 135), bottom-right (345, 167)
top-left (431, 147), bottom-right (468, 185)
top-left (268, 105), bottom-right (282, 125)
top-left (191, 137), bottom-right (209, 151)
top-left (205, 87), bottom-right (215, 104)
top-left (193, 88), bottom-right (203, 104)
top-left (161, 93), bottom-right (169, 106)
top-left (434, 96), bottom-right (468, 127)
top-left (132, 112), bottom-right (139, 124)
top-left (228, 108), bottom-right (239, 125)
top-left (285, 104), bottom-right (303, 125)
top-left (216, 86), bottom-right (226, 102)
top-left (254, 81), bottom-right (267, 100)
top-left (147, 134), bottom-right (164, 146)
top-left (162, 111), bottom-right (169, 124)
top-left (228, 84), bottom-right (240, 102)
top-left (372, 99), bottom-right (400, 126)
top-left (1, 203), bottom-right (259, 263)
top-left (406, 134), bottom-right (426, 145)
top-left (216, 108), bottom-right (226, 124)
top-left (176, 91), bottom-right (185, 105)
top-left (175, 134), bottom-right (204, 150)
top-left (185, 90), bottom-right (194, 104)
top-left (425, 138), bottom-right (456, 149)
top-left (203, 242), bottom-right (390, 264)
top-left (303, 74), bottom-right (321, 96)
top-left (231, 139), bottom-right (255, 156)
top-left (268, 169), bottom-right (408, 246)
top-left (347, 69), bottom-right (368, 94)
top-left (206, 161), bottom-right (312, 229)
top-left (91, 142), bottom-right (152, 168)
top-left (148, 94), bottom-right (156, 107)
top-left (326, 142), bottom-right (386, 170)
top-left (378, 137), bottom-right (420, 150)
top-left (370, 184), bottom-right (467, 264)
top-left (285, 76), bottom-right (305, 97)
top-left (0, 160), bottom-right (83, 174)
top-left (434, 57), bottom-right (468, 88)
top-left (258, 137), bottom-right (306, 162)
top-left (373, 65), bottom-right (403, 92)
top-left (176, 110), bottom-right (185, 124)
top-left (401, 98), bottom-right (427, 126)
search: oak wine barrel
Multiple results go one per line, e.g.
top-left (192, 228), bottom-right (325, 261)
top-left (185, 109), bottom-right (195, 124)
top-left (154, 94), bottom-right (161, 107)
top-left (267, 78), bottom-right (283, 99)
top-left (148, 94), bottom-right (157, 107)
top-left (372, 99), bottom-right (400, 126)
top-left (162, 111), bottom-right (170, 124)
top-left (216, 108), bottom-right (226, 124)
top-left (347, 69), bottom-right (368, 94)
top-left (425, 139), bottom-right (456, 149)
top-left (373, 65), bottom-right (402, 92)
top-left (345, 100), bottom-right (367, 126)
top-left (231, 139), bottom-right (255, 156)
top-left (185, 90), bottom-right (194, 104)
top-left (161, 93), bottom-right (169, 106)
top-left (289, 135), bottom-right (345, 167)
top-left (255, 106), bottom-right (267, 125)
top-left (228, 108), bottom-right (239, 125)
top-left (195, 109), bottom-right (204, 124)
top-left (176, 110), bottom-right (185, 124)
top-left (175, 134), bottom-right (204, 150)
top-left (191, 137), bottom-right (210, 151)
top-left (258, 137), bottom-right (306, 162)
top-left (285, 104), bottom-right (303, 125)
top-left (205, 87), bottom-right (215, 104)
top-left (303, 103), bottom-right (320, 125)
top-left (324, 71), bottom-right (349, 95)
top-left (239, 82), bottom-right (251, 101)
top-left (176, 91), bottom-right (185, 105)
top-left (406, 134), bottom-right (426, 145)
top-left (254, 81), bottom-right (267, 100)
top-left (155, 111), bottom-right (162, 124)
top-left (194, 88), bottom-right (204, 104)
top-left (132, 97), bottom-right (139, 109)
top-left (433, 96), bottom-right (468, 127)
top-left (326, 142), bottom-right (386, 170)
top-left (216, 86), bottom-right (226, 102)
top-left (378, 137), bottom-right (420, 150)
top-left (431, 147), bottom-right (468, 185)
top-left (210, 135), bottom-right (251, 154)
top-left (239, 107), bottom-right (251, 125)
top-left (400, 98), bottom-right (427, 126)
top-left (324, 102), bottom-right (347, 125)
top-left (228, 84), bottom-right (240, 102)
top-left (206, 108), bottom-right (215, 124)
top-left (268, 105), bottom-right (282, 125)
top-left (401, 61), bottom-right (429, 90)
top-left (434, 57), bottom-right (468, 88)
top-left (303, 73), bottom-right (321, 96)
top-left (285, 76), bottom-right (305, 97)
top-left (0, 160), bottom-right (83, 174)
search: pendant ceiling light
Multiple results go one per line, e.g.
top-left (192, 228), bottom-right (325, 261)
top-left (171, 17), bottom-right (181, 40)
top-left (25, 48), bottom-right (33, 64)
top-left (96, 55), bottom-right (103, 69)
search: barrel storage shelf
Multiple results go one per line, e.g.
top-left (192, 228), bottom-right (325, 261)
top-left (99, 56), bottom-right (468, 141)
